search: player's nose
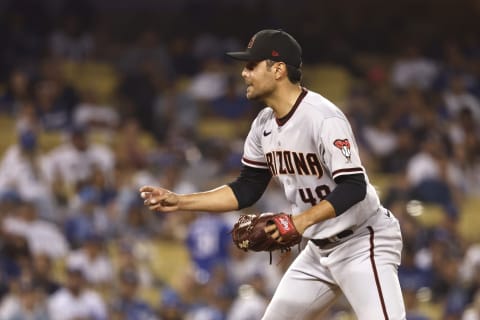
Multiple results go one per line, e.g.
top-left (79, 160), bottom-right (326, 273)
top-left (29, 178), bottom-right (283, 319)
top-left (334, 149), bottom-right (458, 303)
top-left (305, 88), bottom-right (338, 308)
top-left (241, 67), bottom-right (249, 79)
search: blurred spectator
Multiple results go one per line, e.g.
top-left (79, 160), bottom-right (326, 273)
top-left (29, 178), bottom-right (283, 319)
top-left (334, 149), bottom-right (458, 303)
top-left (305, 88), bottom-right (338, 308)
top-left (400, 243), bottom-right (433, 285)
top-left (227, 280), bottom-right (268, 320)
top-left (0, 278), bottom-right (49, 320)
top-left (73, 88), bottom-right (120, 131)
top-left (343, 85), bottom-right (376, 139)
top-left (188, 59), bottom-right (228, 102)
top-left (44, 126), bottom-right (115, 194)
top-left (168, 35), bottom-right (199, 77)
top-left (391, 45), bottom-right (439, 90)
top-left (114, 117), bottom-right (151, 171)
top-left (0, 1), bottom-right (46, 80)
top-left (414, 222), bottom-right (466, 310)
top-left (208, 76), bottom-right (254, 120)
top-left (152, 78), bottom-right (199, 142)
top-left (396, 209), bottom-right (429, 252)
top-left (64, 186), bottom-right (113, 247)
top-left (2, 200), bottom-right (69, 259)
top-left (406, 134), bottom-right (464, 218)
top-left (116, 58), bottom-right (162, 135)
top-left (201, 265), bottom-right (236, 317)
top-left (0, 209), bottom-right (31, 282)
top-left (448, 107), bottom-right (480, 195)
top-left (30, 254), bottom-right (61, 296)
top-left (463, 291), bottom-right (480, 320)
top-left (121, 196), bottom-right (160, 240)
top-left (192, 33), bottom-right (224, 62)
top-left (183, 281), bottom-right (225, 320)
top-left (459, 243), bottom-right (480, 294)
top-left (402, 286), bottom-right (430, 320)
top-left (0, 69), bottom-right (32, 115)
top-left (185, 213), bottom-right (232, 284)
top-left (88, 164), bottom-right (117, 207)
top-left (114, 241), bottom-right (154, 289)
top-left (362, 110), bottom-right (398, 166)
top-left (117, 29), bottom-right (172, 78)
top-left (227, 243), bottom-right (285, 297)
top-left (33, 79), bottom-right (74, 132)
top-left (39, 58), bottom-right (79, 106)
top-left (66, 234), bottom-right (113, 287)
top-left (15, 100), bottom-right (41, 134)
top-left (435, 41), bottom-right (478, 93)
top-left (157, 285), bottom-right (185, 320)
top-left (380, 128), bottom-right (416, 174)
top-left (0, 130), bottom-right (57, 220)
top-left (109, 267), bottom-right (157, 320)
top-left (48, 14), bottom-right (95, 61)
top-left (443, 74), bottom-right (480, 123)
top-left (47, 266), bottom-right (107, 320)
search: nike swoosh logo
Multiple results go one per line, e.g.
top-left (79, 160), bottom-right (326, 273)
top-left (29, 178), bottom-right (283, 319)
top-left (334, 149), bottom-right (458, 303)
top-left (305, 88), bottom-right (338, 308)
top-left (263, 130), bottom-right (272, 137)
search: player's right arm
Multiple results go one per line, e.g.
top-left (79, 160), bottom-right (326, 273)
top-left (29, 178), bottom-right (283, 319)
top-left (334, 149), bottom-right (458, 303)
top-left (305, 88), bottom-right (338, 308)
top-left (140, 165), bottom-right (272, 213)
top-left (139, 184), bottom-right (239, 213)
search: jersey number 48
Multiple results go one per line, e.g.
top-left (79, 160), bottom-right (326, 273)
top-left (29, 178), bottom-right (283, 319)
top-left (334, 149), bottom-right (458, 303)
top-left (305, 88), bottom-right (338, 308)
top-left (299, 185), bottom-right (331, 206)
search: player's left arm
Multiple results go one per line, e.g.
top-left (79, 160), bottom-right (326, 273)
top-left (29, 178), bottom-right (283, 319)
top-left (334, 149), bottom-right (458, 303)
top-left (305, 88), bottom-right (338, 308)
top-left (291, 173), bottom-right (366, 234)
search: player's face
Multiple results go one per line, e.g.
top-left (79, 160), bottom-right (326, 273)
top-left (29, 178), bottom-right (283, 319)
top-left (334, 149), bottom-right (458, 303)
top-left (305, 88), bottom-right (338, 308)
top-left (241, 60), bottom-right (276, 101)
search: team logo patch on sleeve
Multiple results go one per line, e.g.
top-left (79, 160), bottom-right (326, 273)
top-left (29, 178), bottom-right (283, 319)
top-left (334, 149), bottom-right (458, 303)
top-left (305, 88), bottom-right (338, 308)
top-left (334, 139), bottom-right (352, 161)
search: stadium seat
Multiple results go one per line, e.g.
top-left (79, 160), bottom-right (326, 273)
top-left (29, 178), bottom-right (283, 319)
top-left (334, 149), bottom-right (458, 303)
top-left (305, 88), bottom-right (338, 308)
top-left (302, 64), bottom-right (352, 106)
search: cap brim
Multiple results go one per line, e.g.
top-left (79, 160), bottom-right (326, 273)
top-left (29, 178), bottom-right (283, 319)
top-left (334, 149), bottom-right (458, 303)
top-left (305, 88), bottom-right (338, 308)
top-left (225, 51), bottom-right (257, 61)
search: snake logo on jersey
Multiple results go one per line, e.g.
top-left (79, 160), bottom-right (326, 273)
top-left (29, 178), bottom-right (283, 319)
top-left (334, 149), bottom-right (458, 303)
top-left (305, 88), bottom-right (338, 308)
top-left (333, 139), bottom-right (352, 162)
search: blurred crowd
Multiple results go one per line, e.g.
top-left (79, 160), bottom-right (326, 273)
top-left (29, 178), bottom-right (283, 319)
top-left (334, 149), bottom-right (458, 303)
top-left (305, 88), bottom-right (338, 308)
top-left (0, 0), bottom-right (480, 319)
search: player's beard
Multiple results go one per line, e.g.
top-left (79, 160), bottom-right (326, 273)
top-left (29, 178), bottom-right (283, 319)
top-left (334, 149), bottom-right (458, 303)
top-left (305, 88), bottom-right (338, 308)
top-left (245, 82), bottom-right (275, 103)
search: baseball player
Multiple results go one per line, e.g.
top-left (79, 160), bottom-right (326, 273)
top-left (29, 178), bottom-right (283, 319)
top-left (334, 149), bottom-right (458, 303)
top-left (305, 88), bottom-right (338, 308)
top-left (140, 29), bottom-right (406, 319)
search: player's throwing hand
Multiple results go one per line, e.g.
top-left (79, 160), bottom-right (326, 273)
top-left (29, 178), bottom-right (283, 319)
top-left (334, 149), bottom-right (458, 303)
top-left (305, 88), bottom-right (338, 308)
top-left (139, 186), bottom-right (179, 212)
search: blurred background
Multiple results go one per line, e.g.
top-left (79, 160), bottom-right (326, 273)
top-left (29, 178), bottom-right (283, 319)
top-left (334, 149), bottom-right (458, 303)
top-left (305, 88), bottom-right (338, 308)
top-left (0, 0), bottom-right (479, 319)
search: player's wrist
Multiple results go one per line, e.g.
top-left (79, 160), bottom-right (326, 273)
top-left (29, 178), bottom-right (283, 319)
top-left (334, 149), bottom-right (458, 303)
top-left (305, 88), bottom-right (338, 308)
top-left (297, 201), bottom-right (336, 233)
top-left (291, 215), bottom-right (306, 235)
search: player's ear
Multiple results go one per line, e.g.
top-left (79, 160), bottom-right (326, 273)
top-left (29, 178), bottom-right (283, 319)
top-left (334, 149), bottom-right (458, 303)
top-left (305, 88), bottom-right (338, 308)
top-left (274, 62), bottom-right (287, 79)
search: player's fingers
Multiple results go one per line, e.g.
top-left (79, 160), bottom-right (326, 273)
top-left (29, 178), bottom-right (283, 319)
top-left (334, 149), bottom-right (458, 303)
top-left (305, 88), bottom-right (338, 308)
top-left (140, 191), bottom-right (151, 199)
top-left (139, 186), bottom-right (156, 193)
top-left (264, 224), bottom-right (277, 233)
top-left (149, 202), bottom-right (177, 212)
top-left (145, 192), bottom-right (172, 205)
top-left (268, 230), bottom-right (281, 241)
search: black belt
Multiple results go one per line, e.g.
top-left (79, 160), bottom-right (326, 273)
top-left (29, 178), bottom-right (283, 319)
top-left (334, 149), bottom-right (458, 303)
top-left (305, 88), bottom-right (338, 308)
top-left (311, 229), bottom-right (354, 247)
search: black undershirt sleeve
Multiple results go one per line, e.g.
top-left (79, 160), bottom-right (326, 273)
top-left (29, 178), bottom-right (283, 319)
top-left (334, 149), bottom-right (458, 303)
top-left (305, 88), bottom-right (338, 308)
top-left (228, 165), bottom-right (272, 209)
top-left (325, 173), bottom-right (367, 216)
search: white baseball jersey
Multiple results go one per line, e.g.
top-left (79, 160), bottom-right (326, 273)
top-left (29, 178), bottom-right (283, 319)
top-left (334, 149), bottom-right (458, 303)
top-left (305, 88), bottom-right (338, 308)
top-left (242, 88), bottom-right (381, 239)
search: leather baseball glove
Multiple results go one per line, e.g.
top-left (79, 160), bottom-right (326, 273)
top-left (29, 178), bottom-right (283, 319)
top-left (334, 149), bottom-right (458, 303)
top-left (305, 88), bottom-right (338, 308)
top-left (231, 213), bottom-right (302, 253)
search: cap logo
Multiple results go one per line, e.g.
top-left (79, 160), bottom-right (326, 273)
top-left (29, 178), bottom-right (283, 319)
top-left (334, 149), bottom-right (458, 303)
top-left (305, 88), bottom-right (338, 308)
top-left (271, 50), bottom-right (279, 57)
top-left (247, 35), bottom-right (256, 49)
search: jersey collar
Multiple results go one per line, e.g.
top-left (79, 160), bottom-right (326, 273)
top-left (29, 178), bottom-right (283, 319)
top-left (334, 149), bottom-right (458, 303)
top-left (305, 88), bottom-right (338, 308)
top-left (275, 87), bottom-right (308, 126)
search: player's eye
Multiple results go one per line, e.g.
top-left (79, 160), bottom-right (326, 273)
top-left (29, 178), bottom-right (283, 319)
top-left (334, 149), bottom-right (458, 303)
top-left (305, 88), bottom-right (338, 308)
top-left (245, 61), bottom-right (261, 71)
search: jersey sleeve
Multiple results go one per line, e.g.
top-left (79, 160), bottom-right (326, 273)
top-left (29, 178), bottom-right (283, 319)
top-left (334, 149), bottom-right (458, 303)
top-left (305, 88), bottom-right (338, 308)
top-left (241, 113), bottom-right (268, 169)
top-left (319, 116), bottom-right (364, 180)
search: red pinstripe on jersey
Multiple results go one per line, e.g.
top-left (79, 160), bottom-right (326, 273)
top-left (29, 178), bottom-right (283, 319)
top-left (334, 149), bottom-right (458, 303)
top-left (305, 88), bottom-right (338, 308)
top-left (368, 226), bottom-right (389, 319)
top-left (242, 157), bottom-right (268, 168)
